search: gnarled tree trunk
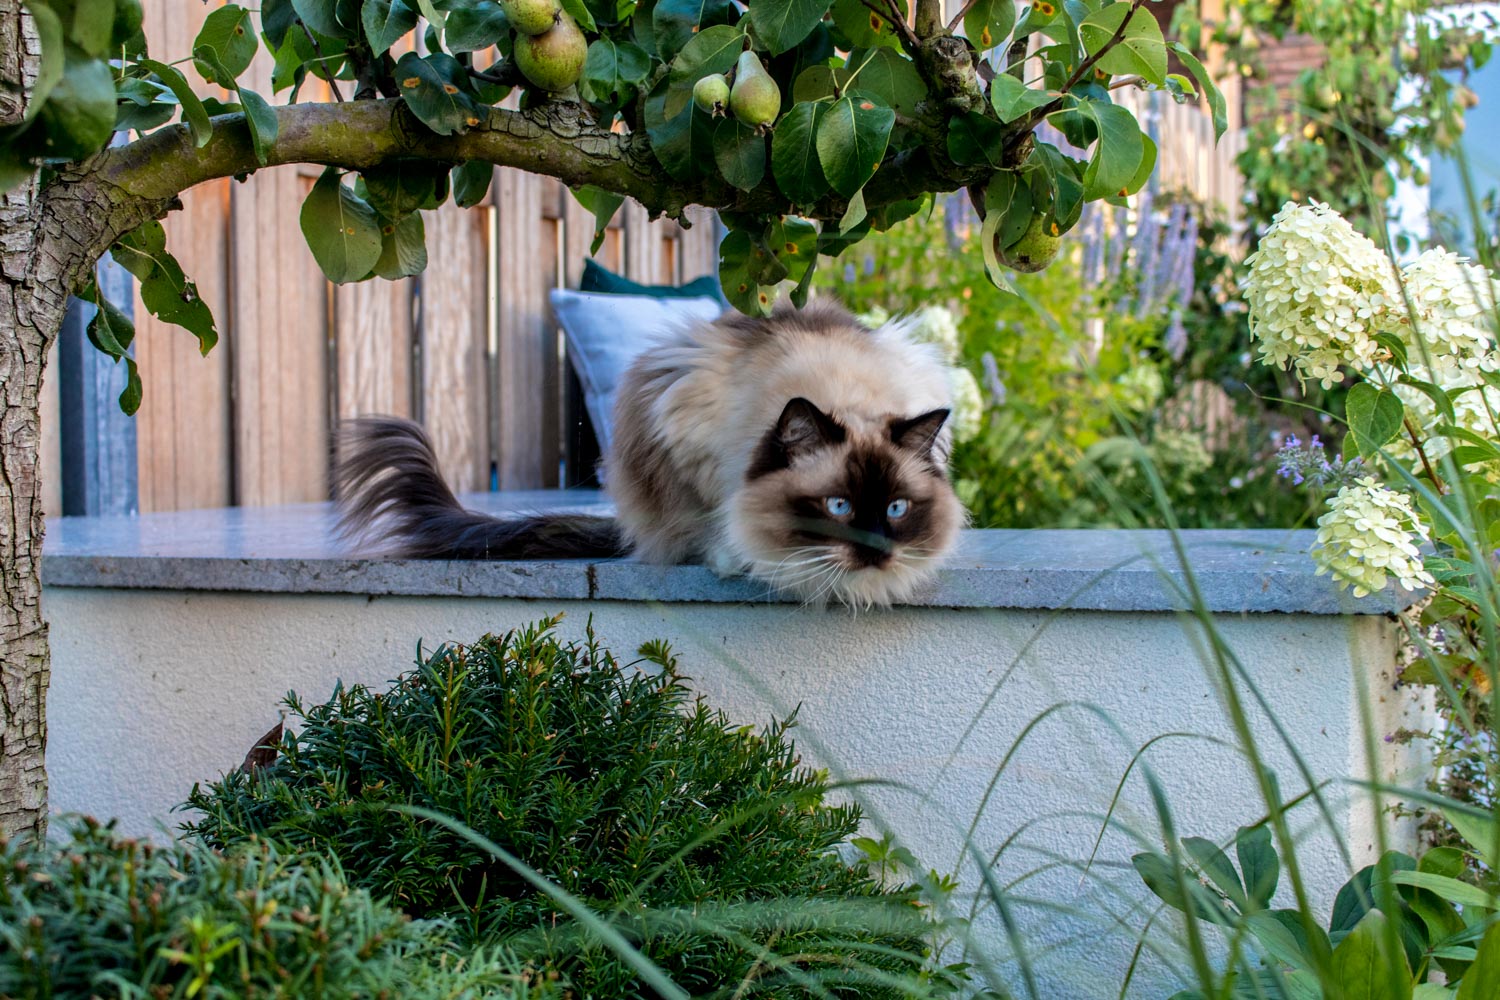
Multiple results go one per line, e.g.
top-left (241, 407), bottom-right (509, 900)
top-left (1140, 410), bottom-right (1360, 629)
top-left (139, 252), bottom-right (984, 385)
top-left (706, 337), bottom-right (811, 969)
top-left (0, 0), bottom-right (55, 843)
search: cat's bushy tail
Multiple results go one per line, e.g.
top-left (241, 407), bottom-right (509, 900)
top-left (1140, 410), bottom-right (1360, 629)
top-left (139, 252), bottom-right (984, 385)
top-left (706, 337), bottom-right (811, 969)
top-left (334, 417), bottom-right (627, 559)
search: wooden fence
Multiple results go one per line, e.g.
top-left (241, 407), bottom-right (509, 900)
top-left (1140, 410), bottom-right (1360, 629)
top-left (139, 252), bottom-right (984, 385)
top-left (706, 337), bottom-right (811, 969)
top-left (39, 0), bottom-right (1241, 517)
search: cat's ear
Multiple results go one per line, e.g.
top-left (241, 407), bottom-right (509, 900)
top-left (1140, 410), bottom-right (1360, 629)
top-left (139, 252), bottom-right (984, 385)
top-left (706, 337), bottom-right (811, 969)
top-left (889, 408), bottom-right (949, 456)
top-left (777, 397), bottom-right (846, 456)
top-left (748, 398), bottom-right (845, 478)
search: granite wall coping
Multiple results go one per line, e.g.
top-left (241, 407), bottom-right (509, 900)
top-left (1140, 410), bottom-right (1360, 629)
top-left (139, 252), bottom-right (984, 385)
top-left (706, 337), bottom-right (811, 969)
top-left (40, 490), bottom-right (1415, 614)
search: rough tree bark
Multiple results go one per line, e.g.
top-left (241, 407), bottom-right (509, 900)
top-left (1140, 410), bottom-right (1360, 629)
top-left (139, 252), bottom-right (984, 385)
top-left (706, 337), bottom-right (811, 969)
top-left (0, 0), bottom-right (56, 844)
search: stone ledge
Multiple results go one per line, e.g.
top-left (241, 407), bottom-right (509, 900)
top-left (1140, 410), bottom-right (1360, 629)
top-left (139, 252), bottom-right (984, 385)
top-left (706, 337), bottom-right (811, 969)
top-left (41, 490), bottom-right (1416, 615)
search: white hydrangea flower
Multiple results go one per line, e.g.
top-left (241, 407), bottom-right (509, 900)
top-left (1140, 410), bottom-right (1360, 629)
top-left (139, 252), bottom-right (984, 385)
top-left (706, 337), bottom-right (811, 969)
top-left (911, 306), bottom-right (963, 363)
top-left (855, 305), bottom-right (891, 329)
top-left (1243, 202), bottom-right (1399, 387)
top-left (949, 366), bottom-right (983, 444)
top-left (1397, 248), bottom-right (1500, 379)
top-left (1312, 478), bottom-right (1435, 598)
top-left (1115, 364), bottom-right (1164, 414)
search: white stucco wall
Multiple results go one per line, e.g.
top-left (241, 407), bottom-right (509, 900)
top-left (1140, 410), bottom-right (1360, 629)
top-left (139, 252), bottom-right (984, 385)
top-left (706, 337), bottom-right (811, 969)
top-left (42, 587), bottom-right (1430, 997)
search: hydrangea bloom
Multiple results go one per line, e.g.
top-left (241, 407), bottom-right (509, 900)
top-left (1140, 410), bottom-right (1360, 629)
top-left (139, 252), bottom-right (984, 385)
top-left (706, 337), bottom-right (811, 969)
top-left (949, 367), bottom-right (984, 443)
top-left (910, 306), bottom-right (962, 362)
top-left (1115, 364), bottom-right (1164, 413)
top-left (1312, 478), bottom-right (1435, 597)
top-left (1397, 248), bottom-right (1500, 379)
top-left (1243, 202), bottom-right (1399, 387)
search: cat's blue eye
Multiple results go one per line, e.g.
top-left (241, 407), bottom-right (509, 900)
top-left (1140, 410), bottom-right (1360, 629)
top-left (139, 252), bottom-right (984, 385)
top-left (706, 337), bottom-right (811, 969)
top-left (825, 497), bottom-right (851, 517)
top-left (887, 499), bottom-right (910, 519)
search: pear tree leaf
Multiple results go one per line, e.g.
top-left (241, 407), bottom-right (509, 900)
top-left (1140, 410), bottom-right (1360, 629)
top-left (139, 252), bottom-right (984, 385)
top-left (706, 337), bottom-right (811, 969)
top-left (395, 51), bottom-right (481, 136)
top-left (193, 4), bottom-right (258, 86)
top-left (138, 59), bottom-right (212, 147)
top-left (963, 0), bottom-right (1018, 50)
top-left (300, 167), bottom-right (384, 284)
top-left (1170, 41), bottom-right (1228, 140)
top-left (571, 184), bottom-right (626, 255)
top-left (816, 95), bottom-right (894, 198)
top-left (362, 0), bottom-right (419, 54)
top-left (712, 116), bottom-right (766, 191)
top-left (1079, 3), bottom-right (1167, 85)
top-left (748, 0), bottom-right (833, 55)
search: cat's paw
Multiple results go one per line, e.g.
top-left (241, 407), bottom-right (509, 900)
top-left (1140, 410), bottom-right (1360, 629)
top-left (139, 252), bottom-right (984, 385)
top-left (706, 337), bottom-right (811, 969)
top-left (704, 545), bottom-right (750, 579)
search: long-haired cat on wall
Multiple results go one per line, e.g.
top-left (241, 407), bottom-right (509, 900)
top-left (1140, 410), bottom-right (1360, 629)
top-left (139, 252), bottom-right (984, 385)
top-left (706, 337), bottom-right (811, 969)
top-left (337, 301), bottom-right (966, 608)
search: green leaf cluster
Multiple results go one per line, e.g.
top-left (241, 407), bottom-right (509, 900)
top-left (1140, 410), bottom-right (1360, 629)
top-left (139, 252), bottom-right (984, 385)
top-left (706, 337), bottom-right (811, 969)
top-left (0, 816), bottom-right (558, 998)
top-left (183, 617), bottom-right (948, 998)
top-left (1135, 818), bottom-right (1500, 998)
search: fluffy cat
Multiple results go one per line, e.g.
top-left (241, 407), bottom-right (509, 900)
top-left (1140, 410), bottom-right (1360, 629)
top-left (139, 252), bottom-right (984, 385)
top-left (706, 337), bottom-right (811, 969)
top-left (336, 301), bottom-right (965, 607)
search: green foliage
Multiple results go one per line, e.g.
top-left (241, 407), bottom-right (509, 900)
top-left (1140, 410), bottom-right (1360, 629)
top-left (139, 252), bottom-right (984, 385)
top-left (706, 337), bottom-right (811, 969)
top-left (818, 197), bottom-right (1326, 530)
top-left (0, 815), bottom-right (553, 999)
top-left (4, 0), bottom-right (1225, 397)
top-left (1173, 0), bottom-right (1490, 240)
top-left (1134, 819), bottom-right (1500, 998)
top-left (183, 617), bottom-right (948, 998)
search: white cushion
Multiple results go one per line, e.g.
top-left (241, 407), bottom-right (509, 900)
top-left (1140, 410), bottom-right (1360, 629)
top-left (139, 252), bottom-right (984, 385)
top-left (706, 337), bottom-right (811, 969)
top-left (550, 289), bottom-right (724, 454)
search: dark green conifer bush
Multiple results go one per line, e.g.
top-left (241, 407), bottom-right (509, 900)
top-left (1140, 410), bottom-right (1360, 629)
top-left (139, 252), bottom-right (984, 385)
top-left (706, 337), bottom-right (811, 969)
top-left (183, 617), bottom-right (945, 998)
top-left (0, 816), bottom-right (550, 999)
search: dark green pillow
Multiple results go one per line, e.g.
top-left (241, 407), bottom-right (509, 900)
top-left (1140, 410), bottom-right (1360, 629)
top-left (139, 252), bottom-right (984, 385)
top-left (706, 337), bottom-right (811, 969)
top-left (581, 258), bottom-right (724, 301)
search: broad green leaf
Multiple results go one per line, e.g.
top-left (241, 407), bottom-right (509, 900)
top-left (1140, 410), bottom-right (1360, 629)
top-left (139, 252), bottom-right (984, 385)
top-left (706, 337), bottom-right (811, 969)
top-left (1170, 41), bottom-right (1227, 140)
top-left (1246, 911), bottom-right (1312, 971)
top-left (262, 0), bottom-right (299, 46)
top-left (1236, 824), bottom-right (1280, 909)
top-left (842, 48), bottom-right (925, 116)
top-left (990, 71), bottom-right (1055, 123)
top-left (118, 357), bottom-right (142, 415)
top-left (771, 101), bottom-right (829, 205)
top-left (749, 0), bottom-right (832, 55)
top-left (582, 39), bottom-right (653, 107)
top-left (1346, 383), bottom-right (1405, 458)
top-left (67, 0), bottom-right (114, 56)
top-left (113, 223), bottom-right (220, 356)
top-left (193, 4), bottom-right (258, 86)
top-left (767, 215), bottom-right (818, 279)
top-left (83, 280), bottom-right (134, 359)
top-left (1079, 98), bottom-right (1143, 199)
top-left (1132, 852), bottom-right (1191, 914)
top-left (451, 160), bottom-right (492, 208)
top-left (1458, 924), bottom-right (1500, 1000)
top-left (1332, 852), bottom-right (1417, 936)
top-left (1415, 985), bottom-right (1456, 999)
top-left (790, 251), bottom-right (819, 306)
top-left (373, 212), bottom-right (427, 280)
top-left (293, 0), bottom-right (360, 38)
top-left (648, 103), bottom-right (715, 181)
top-left (238, 87), bottom-right (278, 166)
top-left (362, 0), bottom-right (419, 55)
top-left (668, 24), bottom-right (744, 84)
top-left (997, 175), bottom-right (1034, 250)
top-left (1329, 910), bottom-right (1413, 1000)
top-left (718, 228), bottom-right (772, 315)
top-left (1125, 131), bottom-right (1156, 195)
top-left (394, 51), bottom-right (480, 135)
top-left (712, 116), bottom-right (766, 191)
top-left (1183, 837), bottom-right (1247, 910)
top-left (300, 168), bottom-right (383, 284)
top-left (1079, 2), bottom-right (1167, 84)
top-left (1387, 871), bottom-right (1498, 911)
top-left (362, 161), bottom-right (449, 217)
top-left (413, 0), bottom-right (446, 33)
top-left (830, 0), bottom-right (905, 49)
top-left (1443, 806), bottom-right (1500, 869)
top-left (559, 0), bottom-right (596, 31)
top-left (947, 111), bottom-right (1007, 167)
top-left (138, 59), bottom-right (212, 147)
top-left (816, 95), bottom-right (894, 198)
top-left (963, 0), bottom-right (1017, 50)
top-left (1399, 375), bottom-right (1457, 423)
top-left (838, 189), bottom-right (866, 233)
top-left (653, 0), bottom-right (738, 61)
top-left (33, 49), bottom-right (115, 160)
top-left (571, 184), bottom-right (625, 255)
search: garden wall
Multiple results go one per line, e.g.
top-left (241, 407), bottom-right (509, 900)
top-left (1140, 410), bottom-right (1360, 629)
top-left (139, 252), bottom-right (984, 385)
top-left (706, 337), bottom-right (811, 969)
top-left (41, 495), bottom-right (1430, 996)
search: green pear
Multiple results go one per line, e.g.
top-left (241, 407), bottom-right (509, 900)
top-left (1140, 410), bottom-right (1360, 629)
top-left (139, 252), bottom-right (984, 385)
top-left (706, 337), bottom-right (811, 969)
top-left (996, 213), bottom-right (1062, 273)
top-left (501, 0), bottom-right (561, 36)
top-left (729, 51), bottom-right (780, 128)
top-left (693, 73), bottom-right (730, 115)
top-left (514, 14), bottom-right (587, 93)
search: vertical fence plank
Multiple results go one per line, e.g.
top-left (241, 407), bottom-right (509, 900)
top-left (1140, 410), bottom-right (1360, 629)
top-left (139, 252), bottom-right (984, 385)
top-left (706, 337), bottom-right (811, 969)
top-left (39, 340), bottom-right (60, 518)
top-left (421, 200), bottom-right (492, 492)
top-left (230, 164), bottom-right (330, 506)
top-left (335, 279), bottom-right (414, 420)
top-left (492, 167), bottom-right (555, 489)
top-left (134, 0), bottom-right (232, 512)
